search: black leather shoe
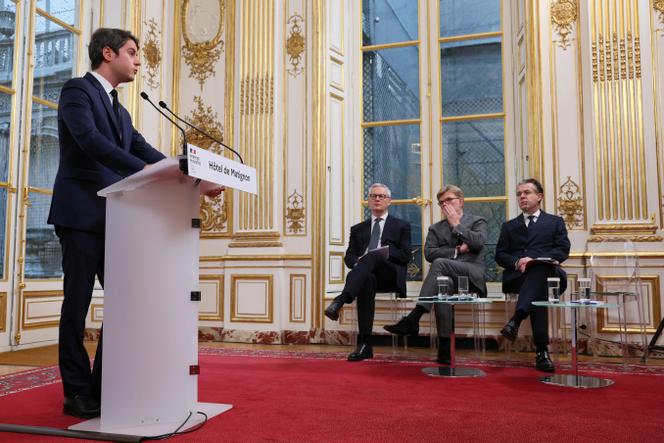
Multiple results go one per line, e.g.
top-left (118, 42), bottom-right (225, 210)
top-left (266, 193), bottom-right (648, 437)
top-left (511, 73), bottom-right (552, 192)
top-left (63, 394), bottom-right (101, 419)
top-left (437, 337), bottom-right (451, 365)
top-left (383, 316), bottom-right (419, 336)
top-left (324, 300), bottom-right (344, 321)
top-left (347, 342), bottom-right (373, 361)
top-left (500, 319), bottom-right (519, 342)
top-left (535, 350), bottom-right (555, 373)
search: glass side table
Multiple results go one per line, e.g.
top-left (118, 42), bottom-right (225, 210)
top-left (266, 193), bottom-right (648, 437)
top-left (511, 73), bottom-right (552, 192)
top-left (420, 296), bottom-right (492, 378)
top-left (532, 300), bottom-right (619, 388)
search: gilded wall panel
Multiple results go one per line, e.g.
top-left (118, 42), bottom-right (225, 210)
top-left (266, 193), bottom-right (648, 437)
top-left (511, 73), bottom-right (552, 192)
top-left (0, 292), bottom-right (6, 332)
top-left (199, 275), bottom-right (224, 322)
top-left (549, 0), bottom-right (586, 230)
top-left (284, 0), bottom-right (308, 237)
top-left (587, 0), bottom-right (657, 235)
top-left (174, 0), bottom-right (234, 236)
top-left (232, 0), bottom-right (278, 244)
top-left (289, 274), bottom-right (306, 323)
top-left (230, 275), bottom-right (274, 323)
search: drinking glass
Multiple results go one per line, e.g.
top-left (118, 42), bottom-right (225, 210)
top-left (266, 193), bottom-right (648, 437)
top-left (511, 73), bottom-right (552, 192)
top-left (578, 278), bottom-right (591, 302)
top-left (547, 277), bottom-right (561, 303)
top-left (457, 276), bottom-right (470, 298)
top-left (436, 276), bottom-right (451, 299)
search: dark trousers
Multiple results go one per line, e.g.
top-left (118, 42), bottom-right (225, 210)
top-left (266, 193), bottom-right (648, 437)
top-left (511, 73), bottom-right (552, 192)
top-left (56, 226), bottom-right (104, 400)
top-left (503, 263), bottom-right (567, 347)
top-left (340, 253), bottom-right (398, 336)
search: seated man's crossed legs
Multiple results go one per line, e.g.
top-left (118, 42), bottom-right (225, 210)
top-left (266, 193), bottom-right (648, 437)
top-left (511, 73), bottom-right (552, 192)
top-left (500, 262), bottom-right (567, 373)
top-left (384, 258), bottom-right (481, 365)
top-left (324, 252), bottom-right (398, 361)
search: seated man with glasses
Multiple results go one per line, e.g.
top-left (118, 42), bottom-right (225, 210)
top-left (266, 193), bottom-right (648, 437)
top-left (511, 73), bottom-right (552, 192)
top-left (383, 185), bottom-right (487, 364)
top-left (325, 183), bottom-right (412, 361)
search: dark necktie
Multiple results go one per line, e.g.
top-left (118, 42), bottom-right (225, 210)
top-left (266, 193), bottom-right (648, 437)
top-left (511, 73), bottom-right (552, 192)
top-left (527, 215), bottom-right (536, 229)
top-left (368, 218), bottom-right (382, 250)
top-left (110, 89), bottom-right (120, 123)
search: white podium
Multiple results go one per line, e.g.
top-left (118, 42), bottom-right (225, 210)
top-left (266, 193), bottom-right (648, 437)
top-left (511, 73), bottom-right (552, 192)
top-left (70, 157), bottom-right (232, 436)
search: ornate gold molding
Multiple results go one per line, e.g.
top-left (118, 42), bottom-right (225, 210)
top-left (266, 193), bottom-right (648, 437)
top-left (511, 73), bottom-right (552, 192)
top-left (588, 221), bottom-right (663, 242)
top-left (229, 231), bottom-right (283, 248)
top-left (286, 189), bottom-right (305, 234)
top-left (183, 96), bottom-right (228, 235)
top-left (592, 32), bottom-right (641, 83)
top-left (181, 0), bottom-right (225, 88)
top-left (655, 0), bottom-right (664, 26)
top-left (286, 13), bottom-right (305, 77)
top-left (551, 0), bottom-right (577, 50)
top-left (142, 18), bottom-right (162, 89)
top-left (557, 176), bottom-right (584, 230)
top-left (240, 75), bottom-right (275, 116)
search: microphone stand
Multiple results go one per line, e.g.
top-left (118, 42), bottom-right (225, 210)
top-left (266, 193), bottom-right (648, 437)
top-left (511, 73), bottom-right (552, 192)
top-left (140, 92), bottom-right (189, 173)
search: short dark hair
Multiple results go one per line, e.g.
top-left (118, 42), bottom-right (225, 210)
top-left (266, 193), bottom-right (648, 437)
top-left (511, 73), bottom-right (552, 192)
top-left (518, 178), bottom-right (544, 194)
top-left (89, 28), bottom-right (139, 70)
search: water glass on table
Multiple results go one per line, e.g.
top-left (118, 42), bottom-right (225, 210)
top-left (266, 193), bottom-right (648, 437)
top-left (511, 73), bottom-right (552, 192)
top-left (547, 277), bottom-right (561, 303)
top-left (436, 276), bottom-right (451, 299)
top-left (457, 276), bottom-right (471, 299)
top-left (578, 278), bottom-right (591, 302)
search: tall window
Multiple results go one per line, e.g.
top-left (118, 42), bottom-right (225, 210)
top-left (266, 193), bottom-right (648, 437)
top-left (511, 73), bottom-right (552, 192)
top-left (360, 0), bottom-right (505, 282)
top-left (24, 0), bottom-right (80, 278)
top-left (0, 0), bottom-right (18, 279)
top-left (361, 0), bottom-right (423, 279)
top-left (439, 0), bottom-right (504, 281)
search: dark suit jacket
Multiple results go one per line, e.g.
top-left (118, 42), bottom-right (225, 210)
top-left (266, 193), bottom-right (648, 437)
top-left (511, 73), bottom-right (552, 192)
top-left (495, 211), bottom-right (571, 287)
top-left (48, 73), bottom-right (165, 233)
top-left (344, 215), bottom-right (411, 296)
top-left (424, 213), bottom-right (488, 296)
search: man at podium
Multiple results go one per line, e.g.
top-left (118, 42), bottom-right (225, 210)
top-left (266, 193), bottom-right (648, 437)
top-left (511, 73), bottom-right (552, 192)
top-left (47, 28), bottom-right (166, 419)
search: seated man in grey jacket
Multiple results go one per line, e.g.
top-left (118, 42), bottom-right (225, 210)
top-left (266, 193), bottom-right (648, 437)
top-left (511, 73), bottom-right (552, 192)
top-left (384, 185), bottom-right (487, 364)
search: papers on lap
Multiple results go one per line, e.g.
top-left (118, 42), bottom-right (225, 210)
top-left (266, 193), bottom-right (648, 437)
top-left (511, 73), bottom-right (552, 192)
top-left (524, 257), bottom-right (558, 270)
top-left (363, 245), bottom-right (389, 260)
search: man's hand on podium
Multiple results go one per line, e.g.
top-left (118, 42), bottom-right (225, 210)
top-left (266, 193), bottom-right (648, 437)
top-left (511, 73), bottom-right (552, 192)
top-left (205, 186), bottom-right (225, 198)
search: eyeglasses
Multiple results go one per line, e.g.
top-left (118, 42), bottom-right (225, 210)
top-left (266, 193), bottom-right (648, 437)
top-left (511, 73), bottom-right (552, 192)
top-left (369, 193), bottom-right (390, 200)
top-left (438, 197), bottom-right (459, 205)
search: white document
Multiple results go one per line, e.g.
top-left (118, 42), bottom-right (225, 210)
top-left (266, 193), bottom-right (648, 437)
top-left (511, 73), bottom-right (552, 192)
top-left (187, 144), bottom-right (258, 194)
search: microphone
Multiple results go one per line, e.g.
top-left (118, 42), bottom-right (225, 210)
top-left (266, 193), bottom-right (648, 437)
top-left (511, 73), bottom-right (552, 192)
top-left (140, 92), bottom-right (188, 159)
top-left (158, 100), bottom-right (244, 164)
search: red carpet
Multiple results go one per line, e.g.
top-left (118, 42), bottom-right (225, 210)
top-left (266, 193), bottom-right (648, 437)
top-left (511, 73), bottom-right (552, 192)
top-left (1, 349), bottom-right (663, 442)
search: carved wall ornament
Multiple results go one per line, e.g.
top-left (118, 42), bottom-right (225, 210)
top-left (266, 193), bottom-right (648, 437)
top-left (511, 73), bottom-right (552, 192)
top-left (286, 190), bottom-right (305, 234)
top-left (551, 0), bottom-right (577, 50)
top-left (655, 0), bottom-right (664, 25)
top-left (181, 0), bottom-right (225, 88)
top-left (286, 14), bottom-right (305, 77)
top-left (557, 176), bottom-right (584, 230)
top-left (142, 18), bottom-right (162, 89)
top-left (184, 96), bottom-right (227, 233)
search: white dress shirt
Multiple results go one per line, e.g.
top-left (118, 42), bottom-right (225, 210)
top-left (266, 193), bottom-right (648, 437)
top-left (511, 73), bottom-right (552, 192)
top-left (89, 71), bottom-right (115, 106)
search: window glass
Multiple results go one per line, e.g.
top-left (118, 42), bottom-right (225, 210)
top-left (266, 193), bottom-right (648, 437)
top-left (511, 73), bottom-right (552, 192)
top-left (363, 46), bottom-right (420, 122)
top-left (362, 0), bottom-right (418, 46)
top-left (37, 0), bottom-right (79, 27)
top-left (0, 91), bottom-right (11, 183)
top-left (363, 124), bottom-right (420, 200)
top-left (439, 0), bottom-right (500, 38)
top-left (25, 192), bottom-right (61, 279)
top-left (32, 15), bottom-right (78, 103)
top-left (441, 38), bottom-right (503, 117)
top-left (442, 119), bottom-right (504, 197)
top-left (0, 0), bottom-right (17, 86)
top-left (28, 103), bottom-right (59, 188)
top-left (463, 201), bottom-right (504, 282)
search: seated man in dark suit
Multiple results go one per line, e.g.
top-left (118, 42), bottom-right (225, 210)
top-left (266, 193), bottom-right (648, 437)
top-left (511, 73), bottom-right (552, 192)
top-left (496, 178), bottom-right (570, 372)
top-left (384, 185), bottom-right (487, 364)
top-left (324, 183), bottom-right (411, 361)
